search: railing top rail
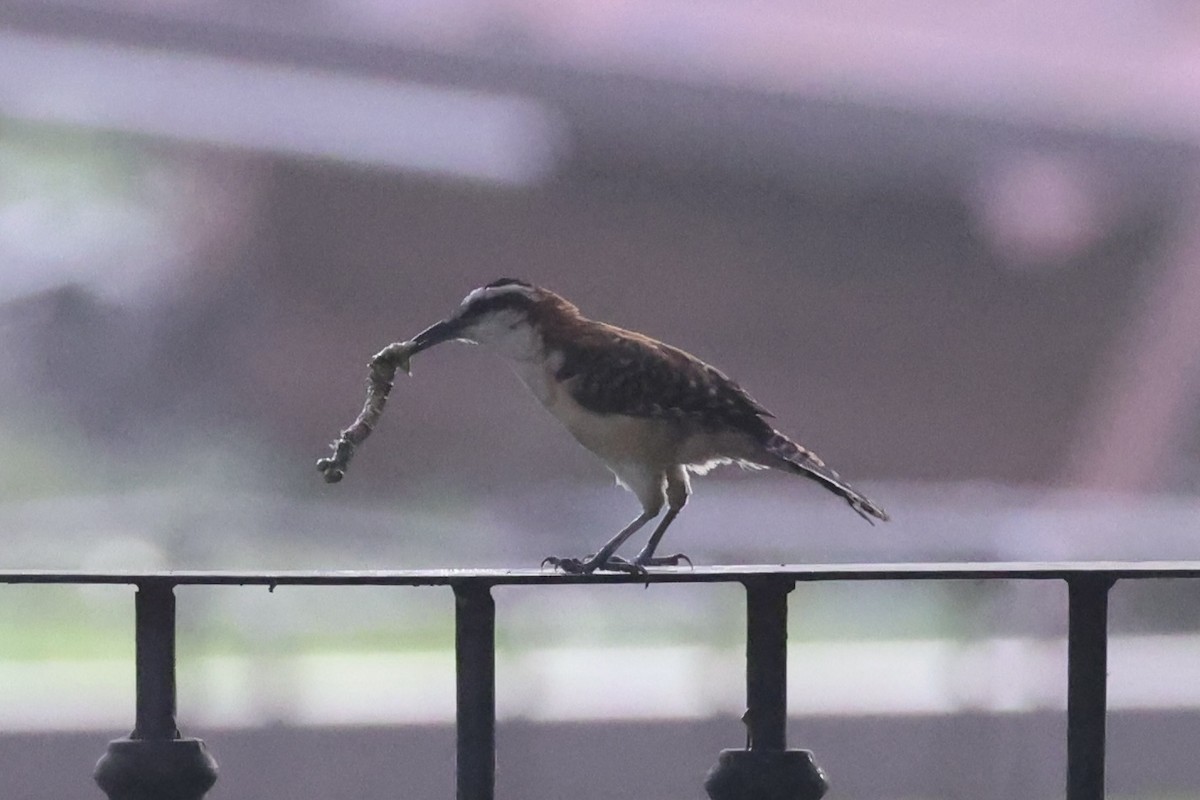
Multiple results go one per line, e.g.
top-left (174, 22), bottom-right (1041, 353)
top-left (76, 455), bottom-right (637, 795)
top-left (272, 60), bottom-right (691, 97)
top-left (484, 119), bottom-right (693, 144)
top-left (1, 561), bottom-right (1199, 587)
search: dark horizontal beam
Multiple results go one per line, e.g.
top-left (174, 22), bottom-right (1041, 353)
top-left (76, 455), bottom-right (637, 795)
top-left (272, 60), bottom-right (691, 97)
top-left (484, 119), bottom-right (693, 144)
top-left (0, 562), bottom-right (1198, 588)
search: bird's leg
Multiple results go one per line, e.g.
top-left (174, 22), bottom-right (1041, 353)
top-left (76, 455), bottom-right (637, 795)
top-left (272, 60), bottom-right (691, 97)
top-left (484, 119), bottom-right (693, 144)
top-left (633, 468), bottom-right (692, 568)
top-left (543, 509), bottom-right (658, 574)
top-left (631, 507), bottom-right (691, 568)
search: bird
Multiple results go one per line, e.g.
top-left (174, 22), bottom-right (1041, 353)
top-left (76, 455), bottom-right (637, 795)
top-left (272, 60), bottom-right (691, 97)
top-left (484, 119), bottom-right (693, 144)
top-left (403, 278), bottom-right (889, 574)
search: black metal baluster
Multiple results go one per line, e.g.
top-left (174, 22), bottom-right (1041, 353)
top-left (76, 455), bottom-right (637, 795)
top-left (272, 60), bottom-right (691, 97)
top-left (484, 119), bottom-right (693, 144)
top-left (1067, 575), bottom-right (1115, 800)
top-left (705, 577), bottom-right (828, 800)
top-left (94, 581), bottom-right (218, 800)
top-left (133, 581), bottom-right (180, 740)
top-left (745, 576), bottom-right (790, 753)
top-left (455, 582), bottom-right (496, 800)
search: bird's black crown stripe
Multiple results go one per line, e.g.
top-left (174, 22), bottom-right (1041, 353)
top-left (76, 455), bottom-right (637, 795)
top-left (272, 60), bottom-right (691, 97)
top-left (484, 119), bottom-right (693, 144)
top-left (483, 278), bottom-right (533, 289)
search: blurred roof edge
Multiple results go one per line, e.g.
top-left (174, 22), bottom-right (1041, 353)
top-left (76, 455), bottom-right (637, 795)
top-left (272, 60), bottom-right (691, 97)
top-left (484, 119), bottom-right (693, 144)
top-left (0, 1), bottom-right (1194, 192)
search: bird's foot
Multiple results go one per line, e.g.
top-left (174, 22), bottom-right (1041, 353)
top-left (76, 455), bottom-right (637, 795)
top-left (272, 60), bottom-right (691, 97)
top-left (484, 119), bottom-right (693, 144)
top-left (541, 555), bottom-right (647, 575)
top-left (634, 552), bottom-right (693, 569)
top-left (540, 555), bottom-right (585, 573)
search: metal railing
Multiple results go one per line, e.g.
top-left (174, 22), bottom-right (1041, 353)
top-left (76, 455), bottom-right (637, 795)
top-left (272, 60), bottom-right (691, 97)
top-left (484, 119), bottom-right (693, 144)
top-left (4, 561), bottom-right (1199, 800)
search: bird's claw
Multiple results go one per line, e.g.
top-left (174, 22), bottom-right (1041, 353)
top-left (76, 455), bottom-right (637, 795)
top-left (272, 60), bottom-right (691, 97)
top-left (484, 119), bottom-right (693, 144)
top-left (635, 552), bottom-right (693, 569)
top-left (599, 556), bottom-right (647, 575)
top-left (541, 556), bottom-right (586, 573)
top-left (540, 555), bottom-right (647, 575)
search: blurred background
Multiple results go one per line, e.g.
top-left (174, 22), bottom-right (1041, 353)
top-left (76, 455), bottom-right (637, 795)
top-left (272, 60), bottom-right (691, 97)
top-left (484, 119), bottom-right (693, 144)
top-left (2, 0), bottom-right (1200, 797)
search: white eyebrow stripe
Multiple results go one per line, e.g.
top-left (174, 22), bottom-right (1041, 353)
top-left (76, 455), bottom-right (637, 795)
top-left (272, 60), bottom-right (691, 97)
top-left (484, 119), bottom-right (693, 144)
top-left (462, 283), bottom-right (537, 306)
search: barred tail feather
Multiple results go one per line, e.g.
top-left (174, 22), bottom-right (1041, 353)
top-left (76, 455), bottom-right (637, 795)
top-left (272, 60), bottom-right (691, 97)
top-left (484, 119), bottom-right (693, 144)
top-left (764, 432), bottom-right (890, 524)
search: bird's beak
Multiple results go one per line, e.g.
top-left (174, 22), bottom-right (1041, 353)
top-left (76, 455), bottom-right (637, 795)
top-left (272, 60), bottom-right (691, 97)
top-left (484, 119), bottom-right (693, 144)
top-left (406, 317), bottom-right (465, 356)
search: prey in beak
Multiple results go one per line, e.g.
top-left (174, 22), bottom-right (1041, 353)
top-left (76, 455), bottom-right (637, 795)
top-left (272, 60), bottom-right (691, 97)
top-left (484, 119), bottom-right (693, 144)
top-left (315, 314), bottom-right (468, 482)
top-left (316, 278), bottom-right (542, 483)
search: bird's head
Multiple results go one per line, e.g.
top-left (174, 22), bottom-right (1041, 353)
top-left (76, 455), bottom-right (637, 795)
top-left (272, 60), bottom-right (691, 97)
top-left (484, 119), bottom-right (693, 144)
top-left (406, 278), bottom-right (574, 358)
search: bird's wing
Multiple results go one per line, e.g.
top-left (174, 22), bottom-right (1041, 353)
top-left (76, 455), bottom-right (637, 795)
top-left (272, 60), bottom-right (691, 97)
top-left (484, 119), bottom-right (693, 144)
top-left (552, 324), bottom-right (773, 431)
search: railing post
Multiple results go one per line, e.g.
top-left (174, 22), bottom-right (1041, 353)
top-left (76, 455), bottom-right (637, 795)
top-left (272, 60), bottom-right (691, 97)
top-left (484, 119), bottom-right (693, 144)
top-left (1067, 575), bottom-right (1115, 800)
top-left (94, 582), bottom-right (218, 800)
top-left (745, 575), bottom-right (790, 752)
top-left (455, 582), bottom-right (496, 800)
top-left (133, 580), bottom-right (180, 741)
top-left (705, 577), bottom-right (828, 800)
